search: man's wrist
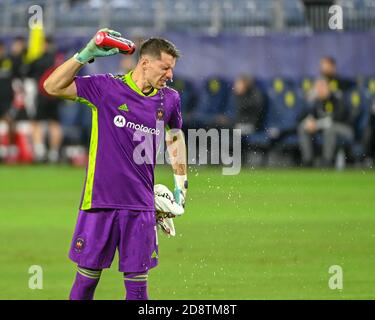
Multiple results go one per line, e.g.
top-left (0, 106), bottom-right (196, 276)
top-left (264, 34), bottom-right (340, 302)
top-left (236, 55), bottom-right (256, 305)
top-left (174, 174), bottom-right (188, 191)
top-left (73, 52), bottom-right (94, 65)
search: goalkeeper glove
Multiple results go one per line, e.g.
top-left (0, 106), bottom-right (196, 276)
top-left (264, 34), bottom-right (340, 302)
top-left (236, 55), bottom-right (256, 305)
top-left (74, 28), bottom-right (120, 64)
top-left (173, 174), bottom-right (188, 207)
top-left (154, 184), bottom-right (184, 237)
top-left (156, 213), bottom-right (176, 237)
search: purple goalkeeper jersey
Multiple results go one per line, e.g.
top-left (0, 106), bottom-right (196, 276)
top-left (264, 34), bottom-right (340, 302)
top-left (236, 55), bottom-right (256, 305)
top-left (74, 71), bottom-right (182, 211)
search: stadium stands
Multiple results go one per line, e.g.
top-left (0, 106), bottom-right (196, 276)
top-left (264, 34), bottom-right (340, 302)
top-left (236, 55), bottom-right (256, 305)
top-left (172, 75), bottom-right (372, 166)
top-left (2, 0), bottom-right (375, 35)
top-left (0, 0), bottom-right (374, 167)
top-left (246, 78), bottom-right (306, 161)
top-left (193, 77), bottom-right (234, 128)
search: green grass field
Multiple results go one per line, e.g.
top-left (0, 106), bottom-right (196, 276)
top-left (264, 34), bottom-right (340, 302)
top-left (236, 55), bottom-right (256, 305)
top-left (0, 165), bottom-right (374, 300)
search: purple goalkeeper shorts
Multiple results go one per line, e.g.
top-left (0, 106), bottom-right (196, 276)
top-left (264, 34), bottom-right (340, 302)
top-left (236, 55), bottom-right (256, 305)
top-left (69, 209), bottom-right (158, 272)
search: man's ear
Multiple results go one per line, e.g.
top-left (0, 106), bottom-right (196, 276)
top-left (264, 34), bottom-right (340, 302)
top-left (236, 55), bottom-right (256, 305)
top-left (140, 56), bottom-right (150, 70)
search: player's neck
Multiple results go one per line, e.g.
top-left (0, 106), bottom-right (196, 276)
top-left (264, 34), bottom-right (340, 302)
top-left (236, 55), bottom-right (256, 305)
top-left (131, 68), bottom-right (154, 94)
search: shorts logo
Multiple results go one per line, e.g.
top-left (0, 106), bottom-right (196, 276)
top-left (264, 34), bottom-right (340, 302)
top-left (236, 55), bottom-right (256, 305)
top-left (151, 250), bottom-right (159, 259)
top-left (74, 238), bottom-right (85, 253)
top-left (114, 115), bottom-right (126, 127)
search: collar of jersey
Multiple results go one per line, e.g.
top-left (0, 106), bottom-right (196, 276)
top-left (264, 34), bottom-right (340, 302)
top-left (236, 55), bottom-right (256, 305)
top-left (123, 71), bottom-right (158, 97)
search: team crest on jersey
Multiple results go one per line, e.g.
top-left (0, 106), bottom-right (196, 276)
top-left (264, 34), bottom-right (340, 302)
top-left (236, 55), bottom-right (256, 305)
top-left (74, 238), bottom-right (85, 253)
top-left (156, 108), bottom-right (165, 120)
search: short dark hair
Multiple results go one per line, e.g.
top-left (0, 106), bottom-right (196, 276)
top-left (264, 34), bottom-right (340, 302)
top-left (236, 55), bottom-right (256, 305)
top-left (139, 38), bottom-right (180, 59)
top-left (321, 56), bottom-right (336, 66)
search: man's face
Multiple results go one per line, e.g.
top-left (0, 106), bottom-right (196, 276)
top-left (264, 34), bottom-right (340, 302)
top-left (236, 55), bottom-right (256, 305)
top-left (11, 40), bottom-right (26, 56)
top-left (234, 78), bottom-right (251, 95)
top-left (143, 52), bottom-right (176, 89)
top-left (320, 59), bottom-right (336, 77)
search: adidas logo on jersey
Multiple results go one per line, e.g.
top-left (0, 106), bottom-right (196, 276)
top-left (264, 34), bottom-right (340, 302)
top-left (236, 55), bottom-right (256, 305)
top-left (118, 104), bottom-right (129, 112)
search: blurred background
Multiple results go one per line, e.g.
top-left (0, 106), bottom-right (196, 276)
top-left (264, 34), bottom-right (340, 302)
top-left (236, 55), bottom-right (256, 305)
top-left (0, 0), bottom-right (374, 169)
top-left (1, 0), bottom-right (375, 300)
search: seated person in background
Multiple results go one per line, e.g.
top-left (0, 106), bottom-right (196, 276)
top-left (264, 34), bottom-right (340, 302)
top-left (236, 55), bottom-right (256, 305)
top-left (298, 78), bottom-right (353, 167)
top-left (231, 74), bottom-right (265, 135)
top-left (363, 100), bottom-right (375, 164)
top-left (169, 77), bottom-right (197, 135)
top-left (194, 77), bottom-right (233, 129)
top-left (0, 41), bottom-right (14, 162)
top-left (319, 56), bottom-right (355, 93)
top-left (28, 37), bottom-right (63, 163)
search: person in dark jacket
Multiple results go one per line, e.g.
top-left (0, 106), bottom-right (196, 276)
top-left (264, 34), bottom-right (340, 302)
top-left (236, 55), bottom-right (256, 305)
top-left (319, 56), bottom-right (355, 93)
top-left (298, 78), bottom-right (353, 166)
top-left (231, 74), bottom-right (265, 135)
top-left (363, 100), bottom-right (375, 164)
top-left (0, 41), bottom-right (14, 161)
top-left (0, 41), bottom-right (13, 120)
top-left (9, 36), bottom-right (28, 80)
top-left (28, 37), bottom-right (63, 163)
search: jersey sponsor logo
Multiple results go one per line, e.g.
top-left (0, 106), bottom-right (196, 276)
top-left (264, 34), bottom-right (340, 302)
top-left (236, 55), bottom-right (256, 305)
top-left (114, 115), bottom-right (126, 127)
top-left (113, 115), bottom-right (160, 135)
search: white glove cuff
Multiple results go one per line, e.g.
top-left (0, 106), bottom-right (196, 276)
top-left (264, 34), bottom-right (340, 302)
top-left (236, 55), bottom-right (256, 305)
top-left (174, 174), bottom-right (188, 191)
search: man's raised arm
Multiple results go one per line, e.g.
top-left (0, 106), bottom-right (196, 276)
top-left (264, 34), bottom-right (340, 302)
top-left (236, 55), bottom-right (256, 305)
top-left (43, 57), bottom-right (82, 100)
top-left (44, 28), bottom-right (121, 100)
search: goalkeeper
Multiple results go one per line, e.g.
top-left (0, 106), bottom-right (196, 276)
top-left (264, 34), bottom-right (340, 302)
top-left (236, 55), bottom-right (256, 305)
top-left (44, 29), bottom-right (188, 300)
